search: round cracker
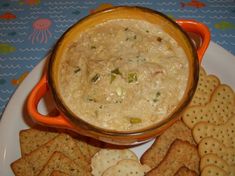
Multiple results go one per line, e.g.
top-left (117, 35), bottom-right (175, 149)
top-left (198, 137), bottom-right (235, 165)
top-left (102, 159), bottom-right (150, 176)
top-left (193, 116), bottom-right (235, 147)
top-left (200, 154), bottom-right (235, 175)
top-left (91, 149), bottom-right (138, 176)
top-left (189, 67), bottom-right (220, 106)
top-left (183, 84), bottom-right (235, 129)
top-left (201, 165), bottom-right (227, 176)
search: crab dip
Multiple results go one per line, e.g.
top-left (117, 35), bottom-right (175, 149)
top-left (58, 19), bottom-right (189, 131)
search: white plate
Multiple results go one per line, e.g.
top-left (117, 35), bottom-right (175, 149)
top-left (0, 42), bottom-right (234, 175)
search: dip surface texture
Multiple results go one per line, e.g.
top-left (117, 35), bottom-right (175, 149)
top-left (58, 19), bottom-right (189, 131)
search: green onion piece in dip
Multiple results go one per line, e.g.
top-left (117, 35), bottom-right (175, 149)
top-left (130, 117), bottom-right (142, 124)
top-left (91, 73), bottom-right (100, 83)
top-left (128, 72), bottom-right (137, 83)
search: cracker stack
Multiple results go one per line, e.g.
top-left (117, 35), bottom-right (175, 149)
top-left (140, 120), bottom-right (200, 176)
top-left (193, 116), bottom-right (235, 147)
top-left (11, 128), bottom-right (103, 176)
top-left (38, 152), bottom-right (84, 176)
top-left (200, 154), bottom-right (235, 176)
top-left (182, 84), bottom-right (235, 128)
top-left (140, 120), bottom-right (196, 169)
top-left (146, 139), bottom-right (200, 176)
top-left (11, 133), bottom-right (90, 176)
top-left (182, 67), bottom-right (235, 176)
top-left (19, 128), bottom-right (58, 156)
top-left (12, 128), bottom-right (151, 176)
top-left (142, 67), bottom-right (235, 176)
top-left (188, 67), bottom-right (220, 107)
top-left (201, 165), bottom-right (228, 176)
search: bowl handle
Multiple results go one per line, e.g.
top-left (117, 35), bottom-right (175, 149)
top-left (176, 20), bottom-right (210, 62)
top-left (27, 74), bottom-right (73, 128)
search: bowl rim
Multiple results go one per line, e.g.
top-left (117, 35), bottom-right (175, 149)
top-left (47, 5), bottom-right (199, 136)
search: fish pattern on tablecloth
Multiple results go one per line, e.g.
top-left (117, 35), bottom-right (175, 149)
top-left (0, 0), bottom-right (234, 117)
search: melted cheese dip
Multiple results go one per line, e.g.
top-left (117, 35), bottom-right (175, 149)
top-left (58, 19), bottom-right (189, 131)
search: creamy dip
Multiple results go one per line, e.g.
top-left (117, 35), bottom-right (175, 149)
top-left (58, 19), bottom-right (189, 131)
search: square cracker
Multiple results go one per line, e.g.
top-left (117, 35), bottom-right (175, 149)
top-left (11, 133), bottom-right (89, 176)
top-left (38, 152), bottom-right (87, 176)
top-left (20, 128), bottom-right (101, 162)
top-left (72, 135), bottom-right (103, 161)
top-left (19, 128), bottom-right (58, 156)
top-left (140, 120), bottom-right (195, 169)
top-left (146, 139), bottom-right (200, 176)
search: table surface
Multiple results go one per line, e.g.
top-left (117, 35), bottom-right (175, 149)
top-left (0, 0), bottom-right (234, 118)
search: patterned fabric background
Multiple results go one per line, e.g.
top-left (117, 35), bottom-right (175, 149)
top-left (0, 0), bottom-right (234, 118)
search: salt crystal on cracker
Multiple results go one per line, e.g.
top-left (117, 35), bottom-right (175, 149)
top-left (91, 149), bottom-right (138, 176)
top-left (193, 116), bottom-right (235, 147)
top-left (182, 84), bottom-right (235, 129)
top-left (102, 159), bottom-right (150, 176)
top-left (198, 137), bottom-right (235, 165)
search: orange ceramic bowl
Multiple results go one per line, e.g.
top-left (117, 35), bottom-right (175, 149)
top-left (27, 6), bottom-right (210, 145)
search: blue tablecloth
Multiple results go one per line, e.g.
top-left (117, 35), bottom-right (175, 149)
top-left (0, 0), bottom-right (234, 118)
